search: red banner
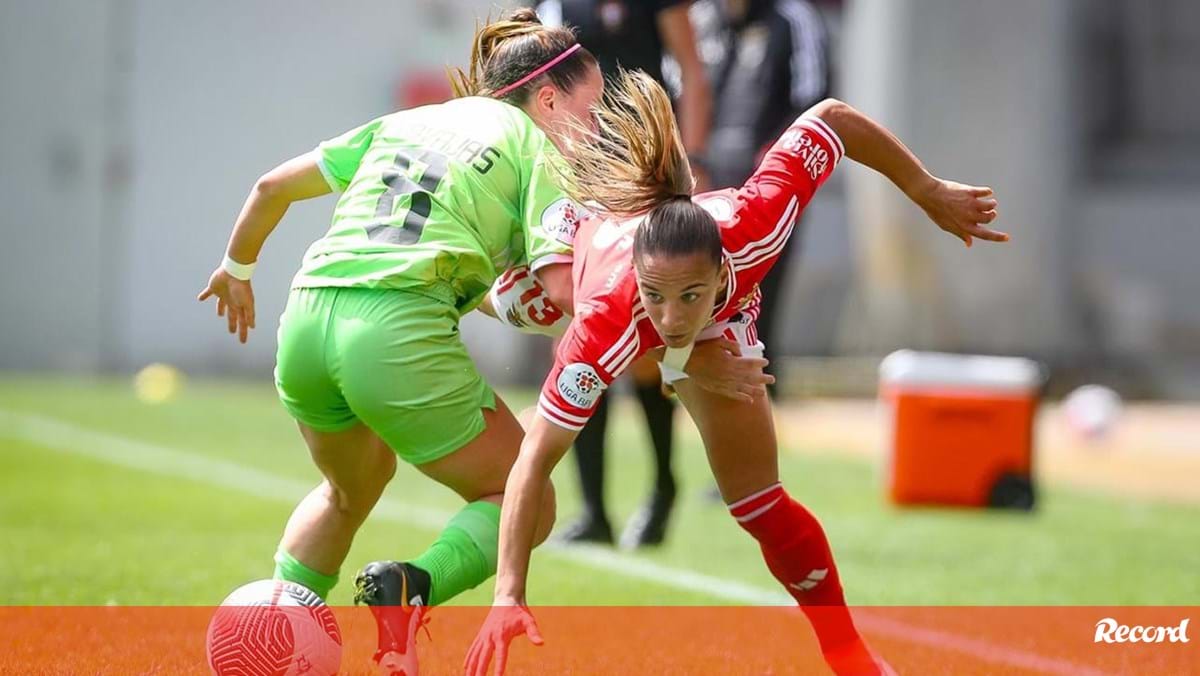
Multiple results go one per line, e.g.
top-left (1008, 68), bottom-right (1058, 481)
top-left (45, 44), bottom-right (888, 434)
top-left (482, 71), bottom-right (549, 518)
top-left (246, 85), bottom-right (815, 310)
top-left (2, 606), bottom-right (1196, 674)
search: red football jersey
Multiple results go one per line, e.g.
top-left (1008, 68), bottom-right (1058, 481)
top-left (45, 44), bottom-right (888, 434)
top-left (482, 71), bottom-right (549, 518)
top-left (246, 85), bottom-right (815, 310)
top-left (538, 114), bottom-right (845, 430)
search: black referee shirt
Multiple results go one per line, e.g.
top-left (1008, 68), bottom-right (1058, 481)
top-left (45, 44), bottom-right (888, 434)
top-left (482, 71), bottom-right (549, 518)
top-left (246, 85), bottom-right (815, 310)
top-left (537, 0), bottom-right (690, 83)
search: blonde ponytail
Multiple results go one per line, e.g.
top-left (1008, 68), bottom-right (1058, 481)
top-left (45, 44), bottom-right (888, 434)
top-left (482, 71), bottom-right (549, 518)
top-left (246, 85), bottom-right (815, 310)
top-left (564, 69), bottom-right (694, 215)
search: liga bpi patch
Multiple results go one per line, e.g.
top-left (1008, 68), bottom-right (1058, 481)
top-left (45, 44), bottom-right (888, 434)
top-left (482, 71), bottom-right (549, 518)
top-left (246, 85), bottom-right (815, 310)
top-left (541, 197), bottom-right (586, 246)
top-left (557, 362), bottom-right (605, 409)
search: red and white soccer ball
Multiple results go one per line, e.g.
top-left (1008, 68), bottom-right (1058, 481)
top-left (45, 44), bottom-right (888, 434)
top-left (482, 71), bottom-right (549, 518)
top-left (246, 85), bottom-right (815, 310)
top-left (206, 579), bottom-right (342, 676)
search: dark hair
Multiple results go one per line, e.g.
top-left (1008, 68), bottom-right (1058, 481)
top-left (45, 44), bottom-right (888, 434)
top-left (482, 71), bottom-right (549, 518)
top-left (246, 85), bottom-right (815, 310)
top-left (449, 8), bottom-right (598, 106)
top-left (634, 196), bottom-right (723, 270)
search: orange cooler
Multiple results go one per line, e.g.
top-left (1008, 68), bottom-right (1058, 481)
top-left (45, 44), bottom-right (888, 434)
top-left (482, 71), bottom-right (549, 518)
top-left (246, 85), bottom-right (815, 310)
top-left (878, 351), bottom-right (1044, 509)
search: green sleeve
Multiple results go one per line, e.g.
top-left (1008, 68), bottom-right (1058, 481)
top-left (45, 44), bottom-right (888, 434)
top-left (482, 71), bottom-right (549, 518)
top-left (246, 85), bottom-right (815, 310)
top-left (315, 117), bottom-right (386, 192)
top-left (521, 140), bottom-right (580, 267)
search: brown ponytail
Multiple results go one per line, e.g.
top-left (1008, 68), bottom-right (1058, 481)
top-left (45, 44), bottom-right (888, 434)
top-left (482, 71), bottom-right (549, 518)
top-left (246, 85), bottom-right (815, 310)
top-left (566, 69), bottom-right (722, 269)
top-left (449, 9), bottom-right (596, 105)
top-left (564, 69), bottom-right (694, 214)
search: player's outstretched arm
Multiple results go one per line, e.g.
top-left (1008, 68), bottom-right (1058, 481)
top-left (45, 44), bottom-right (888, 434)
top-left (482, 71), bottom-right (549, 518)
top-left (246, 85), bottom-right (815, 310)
top-left (810, 98), bottom-right (1009, 248)
top-left (196, 152), bottom-right (331, 343)
top-left (465, 416), bottom-right (577, 676)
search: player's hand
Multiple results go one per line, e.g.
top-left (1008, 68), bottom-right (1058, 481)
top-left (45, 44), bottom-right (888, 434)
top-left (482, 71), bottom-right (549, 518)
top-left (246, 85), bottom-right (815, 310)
top-left (464, 605), bottom-right (544, 676)
top-left (197, 268), bottom-right (256, 343)
top-left (685, 338), bottom-right (774, 403)
top-left (913, 178), bottom-right (1008, 248)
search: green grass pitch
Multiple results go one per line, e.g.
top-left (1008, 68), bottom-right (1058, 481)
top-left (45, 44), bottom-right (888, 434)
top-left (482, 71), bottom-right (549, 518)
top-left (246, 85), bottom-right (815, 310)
top-left (1, 377), bottom-right (1197, 607)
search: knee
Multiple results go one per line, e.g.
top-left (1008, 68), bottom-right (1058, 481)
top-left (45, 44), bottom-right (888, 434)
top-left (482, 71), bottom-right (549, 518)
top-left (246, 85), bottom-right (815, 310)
top-left (358, 443), bottom-right (398, 496)
top-left (321, 483), bottom-right (368, 523)
top-left (326, 449), bottom-right (396, 521)
top-left (372, 443), bottom-right (399, 486)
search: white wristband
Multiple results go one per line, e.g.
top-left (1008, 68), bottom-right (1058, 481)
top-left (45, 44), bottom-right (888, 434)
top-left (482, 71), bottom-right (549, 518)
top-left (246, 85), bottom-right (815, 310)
top-left (659, 345), bottom-right (693, 385)
top-left (221, 254), bottom-right (257, 281)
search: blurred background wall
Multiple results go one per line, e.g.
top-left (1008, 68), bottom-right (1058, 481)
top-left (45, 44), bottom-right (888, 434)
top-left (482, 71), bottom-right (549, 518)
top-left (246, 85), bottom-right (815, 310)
top-left (835, 0), bottom-right (1200, 397)
top-left (1, 0), bottom-right (1197, 396)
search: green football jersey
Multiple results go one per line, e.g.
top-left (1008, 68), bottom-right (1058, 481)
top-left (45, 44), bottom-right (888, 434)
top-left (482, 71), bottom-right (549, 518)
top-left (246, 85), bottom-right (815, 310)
top-left (292, 97), bottom-right (579, 311)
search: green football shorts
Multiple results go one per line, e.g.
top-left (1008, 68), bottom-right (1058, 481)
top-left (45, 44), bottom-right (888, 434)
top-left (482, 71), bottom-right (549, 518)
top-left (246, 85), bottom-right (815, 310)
top-left (274, 286), bottom-right (496, 465)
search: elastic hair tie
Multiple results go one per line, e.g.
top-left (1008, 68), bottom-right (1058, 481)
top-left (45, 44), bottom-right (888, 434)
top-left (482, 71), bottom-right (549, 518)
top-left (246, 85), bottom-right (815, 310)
top-left (493, 43), bottom-right (583, 98)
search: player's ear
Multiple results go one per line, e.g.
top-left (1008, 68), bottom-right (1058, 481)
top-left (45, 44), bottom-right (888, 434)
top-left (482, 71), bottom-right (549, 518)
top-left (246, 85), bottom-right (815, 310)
top-left (534, 83), bottom-right (558, 114)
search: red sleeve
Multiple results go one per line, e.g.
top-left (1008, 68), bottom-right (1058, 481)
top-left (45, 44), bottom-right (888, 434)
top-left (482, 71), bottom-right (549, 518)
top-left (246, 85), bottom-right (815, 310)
top-left (537, 304), bottom-right (646, 431)
top-left (725, 115), bottom-right (845, 269)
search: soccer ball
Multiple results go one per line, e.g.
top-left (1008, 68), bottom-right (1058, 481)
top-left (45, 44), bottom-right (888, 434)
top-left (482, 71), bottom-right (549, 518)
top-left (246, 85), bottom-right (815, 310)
top-left (1063, 384), bottom-right (1123, 441)
top-left (206, 579), bottom-right (342, 676)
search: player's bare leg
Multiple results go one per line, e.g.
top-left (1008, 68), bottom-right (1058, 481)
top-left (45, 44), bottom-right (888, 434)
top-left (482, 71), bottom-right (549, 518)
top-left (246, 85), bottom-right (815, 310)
top-left (275, 422), bottom-right (397, 596)
top-left (673, 381), bottom-right (895, 676)
top-left (356, 396), bottom-right (557, 675)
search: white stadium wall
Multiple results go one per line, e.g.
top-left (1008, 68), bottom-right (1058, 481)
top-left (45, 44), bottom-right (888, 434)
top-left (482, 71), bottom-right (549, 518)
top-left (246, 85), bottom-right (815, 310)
top-left (0, 0), bottom-right (526, 382)
top-left (2, 0), bottom-right (1198, 394)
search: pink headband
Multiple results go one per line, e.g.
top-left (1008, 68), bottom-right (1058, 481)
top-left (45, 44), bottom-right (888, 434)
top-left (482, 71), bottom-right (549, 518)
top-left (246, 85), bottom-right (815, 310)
top-left (493, 43), bottom-right (583, 98)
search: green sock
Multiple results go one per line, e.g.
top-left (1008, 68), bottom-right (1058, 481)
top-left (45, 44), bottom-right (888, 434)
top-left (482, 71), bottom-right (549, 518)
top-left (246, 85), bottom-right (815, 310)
top-left (410, 501), bottom-right (501, 606)
top-left (273, 548), bottom-right (339, 601)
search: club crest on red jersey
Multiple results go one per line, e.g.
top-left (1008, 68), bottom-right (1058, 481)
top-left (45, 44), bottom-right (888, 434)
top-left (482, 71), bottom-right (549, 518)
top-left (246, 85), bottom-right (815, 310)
top-left (737, 284), bottom-right (760, 310)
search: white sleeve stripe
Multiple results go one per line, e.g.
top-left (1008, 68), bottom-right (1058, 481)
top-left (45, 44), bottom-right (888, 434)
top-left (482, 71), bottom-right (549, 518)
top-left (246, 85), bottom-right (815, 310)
top-left (611, 348), bottom-right (641, 379)
top-left (314, 154), bottom-right (343, 193)
top-left (599, 330), bottom-right (636, 370)
top-left (729, 196), bottom-right (798, 259)
top-left (537, 402), bottom-right (586, 431)
top-left (733, 218), bottom-right (797, 271)
top-left (729, 196), bottom-right (799, 264)
top-left (607, 326), bottom-right (645, 376)
top-left (599, 312), bottom-right (642, 368)
top-left (599, 308), bottom-right (646, 373)
top-left (802, 115), bottom-right (845, 161)
top-left (729, 195), bottom-right (797, 258)
top-left (779, 0), bottom-right (827, 109)
top-left (603, 330), bottom-right (640, 373)
top-left (537, 406), bottom-right (585, 431)
top-left (805, 115), bottom-right (843, 155)
top-left (538, 395), bottom-right (591, 424)
top-left (797, 117), bottom-right (843, 164)
top-left (540, 401), bottom-right (589, 426)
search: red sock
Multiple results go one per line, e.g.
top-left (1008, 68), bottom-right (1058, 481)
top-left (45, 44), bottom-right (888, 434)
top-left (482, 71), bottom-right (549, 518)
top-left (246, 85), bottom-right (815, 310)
top-left (730, 484), bottom-right (881, 673)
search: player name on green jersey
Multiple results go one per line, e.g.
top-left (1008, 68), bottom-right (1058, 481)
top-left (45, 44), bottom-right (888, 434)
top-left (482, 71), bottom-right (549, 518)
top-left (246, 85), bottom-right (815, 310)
top-left (294, 97), bottom-right (578, 313)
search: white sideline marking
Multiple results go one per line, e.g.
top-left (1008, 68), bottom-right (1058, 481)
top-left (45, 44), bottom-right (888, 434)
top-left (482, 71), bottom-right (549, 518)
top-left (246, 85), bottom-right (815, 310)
top-left (0, 408), bottom-right (1103, 675)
